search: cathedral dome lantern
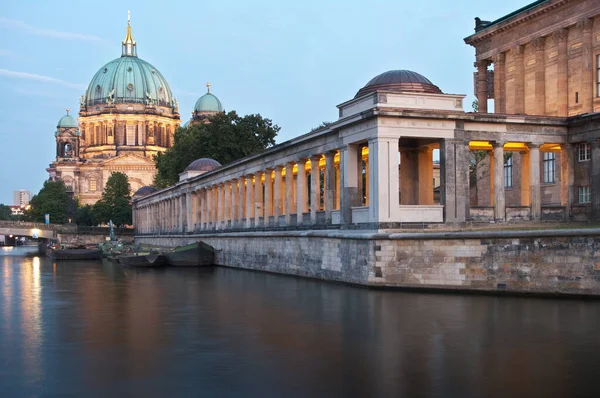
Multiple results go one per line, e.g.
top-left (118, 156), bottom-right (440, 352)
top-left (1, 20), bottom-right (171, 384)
top-left (355, 69), bottom-right (442, 98)
top-left (81, 14), bottom-right (177, 110)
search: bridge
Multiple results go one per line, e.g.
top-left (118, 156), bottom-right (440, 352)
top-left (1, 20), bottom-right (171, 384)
top-left (0, 220), bottom-right (135, 245)
top-left (0, 220), bottom-right (57, 240)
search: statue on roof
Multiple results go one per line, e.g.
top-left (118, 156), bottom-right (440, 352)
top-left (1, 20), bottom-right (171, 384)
top-left (107, 89), bottom-right (115, 104)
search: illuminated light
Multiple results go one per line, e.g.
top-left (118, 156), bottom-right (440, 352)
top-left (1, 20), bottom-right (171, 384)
top-left (9, 235), bottom-right (12, 238)
top-left (504, 142), bottom-right (528, 150)
top-left (541, 143), bottom-right (562, 152)
top-left (468, 141), bottom-right (492, 150)
top-left (361, 146), bottom-right (369, 156)
top-left (334, 152), bottom-right (340, 164)
top-left (293, 164), bottom-right (298, 174)
top-left (319, 156), bottom-right (326, 168)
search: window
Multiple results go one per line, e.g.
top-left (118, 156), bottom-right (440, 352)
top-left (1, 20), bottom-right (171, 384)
top-left (578, 143), bottom-right (591, 162)
top-left (504, 156), bottom-right (513, 188)
top-left (543, 152), bottom-right (555, 184)
top-left (89, 178), bottom-right (97, 192)
top-left (126, 125), bottom-right (136, 146)
top-left (579, 186), bottom-right (591, 203)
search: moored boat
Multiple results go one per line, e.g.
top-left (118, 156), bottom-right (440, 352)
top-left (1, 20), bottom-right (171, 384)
top-left (166, 241), bottom-right (215, 267)
top-left (47, 247), bottom-right (103, 260)
top-left (118, 253), bottom-right (167, 267)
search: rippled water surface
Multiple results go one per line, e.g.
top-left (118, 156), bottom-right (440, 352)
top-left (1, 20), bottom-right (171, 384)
top-left (1, 246), bottom-right (599, 397)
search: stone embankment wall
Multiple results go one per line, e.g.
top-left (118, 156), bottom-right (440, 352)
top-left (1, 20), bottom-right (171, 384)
top-left (136, 229), bottom-right (600, 297)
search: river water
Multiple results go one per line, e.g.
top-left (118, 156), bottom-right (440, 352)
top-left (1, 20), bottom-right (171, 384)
top-left (1, 246), bottom-right (599, 397)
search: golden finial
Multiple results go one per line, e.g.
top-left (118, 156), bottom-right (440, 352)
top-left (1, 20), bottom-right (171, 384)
top-left (122, 10), bottom-right (136, 56)
top-left (66, 108), bottom-right (70, 115)
top-left (206, 82), bottom-right (211, 93)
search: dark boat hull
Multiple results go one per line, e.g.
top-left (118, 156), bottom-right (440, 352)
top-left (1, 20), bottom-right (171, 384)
top-left (47, 248), bottom-right (103, 260)
top-left (119, 254), bottom-right (167, 267)
top-left (166, 242), bottom-right (215, 267)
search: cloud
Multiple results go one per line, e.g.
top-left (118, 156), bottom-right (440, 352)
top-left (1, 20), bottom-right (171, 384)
top-left (0, 17), bottom-right (102, 42)
top-left (0, 69), bottom-right (85, 90)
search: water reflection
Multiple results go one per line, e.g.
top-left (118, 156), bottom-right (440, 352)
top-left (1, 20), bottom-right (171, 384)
top-left (0, 251), bottom-right (598, 397)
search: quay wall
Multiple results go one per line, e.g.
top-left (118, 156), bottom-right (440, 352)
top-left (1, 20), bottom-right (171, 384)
top-left (136, 229), bottom-right (600, 297)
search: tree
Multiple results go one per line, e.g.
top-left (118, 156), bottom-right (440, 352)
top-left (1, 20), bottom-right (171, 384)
top-left (0, 204), bottom-right (12, 220)
top-left (76, 204), bottom-right (96, 226)
top-left (92, 172), bottom-right (132, 226)
top-left (28, 180), bottom-right (69, 224)
top-left (154, 111), bottom-right (279, 187)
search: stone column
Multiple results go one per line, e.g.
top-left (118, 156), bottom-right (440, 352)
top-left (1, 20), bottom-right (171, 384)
top-left (297, 159), bottom-right (308, 224)
top-left (513, 45), bottom-right (525, 114)
top-left (246, 174), bottom-right (255, 228)
top-left (224, 181), bottom-right (231, 228)
top-left (325, 151), bottom-right (336, 223)
top-left (368, 137), bottom-right (400, 223)
top-left (186, 190), bottom-right (193, 233)
top-left (340, 145), bottom-right (359, 225)
top-left (285, 162), bottom-right (294, 225)
top-left (417, 146), bottom-right (434, 205)
top-left (238, 176), bottom-right (246, 225)
top-left (520, 151), bottom-right (531, 207)
top-left (580, 18), bottom-right (594, 114)
top-left (231, 179), bottom-right (238, 227)
top-left (440, 140), bottom-right (456, 221)
top-left (529, 144), bottom-right (542, 220)
top-left (487, 150), bottom-right (495, 206)
top-left (199, 190), bottom-right (205, 230)
top-left (206, 187), bottom-right (212, 228)
top-left (476, 60), bottom-right (490, 113)
top-left (179, 194), bottom-right (185, 233)
top-left (493, 52), bottom-right (506, 114)
top-left (400, 149), bottom-right (417, 205)
top-left (273, 166), bottom-right (283, 225)
top-left (591, 140), bottom-right (600, 220)
top-left (554, 28), bottom-right (569, 116)
top-left (493, 141), bottom-right (506, 221)
top-left (265, 169), bottom-right (273, 223)
top-left (310, 155), bottom-right (321, 223)
top-left (254, 171), bottom-right (263, 227)
top-left (533, 37), bottom-right (546, 115)
top-left (560, 144), bottom-right (574, 218)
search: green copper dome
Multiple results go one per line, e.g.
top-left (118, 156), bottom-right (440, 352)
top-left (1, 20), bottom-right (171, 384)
top-left (84, 57), bottom-right (174, 107)
top-left (82, 20), bottom-right (174, 108)
top-left (57, 112), bottom-right (77, 128)
top-left (194, 90), bottom-right (223, 113)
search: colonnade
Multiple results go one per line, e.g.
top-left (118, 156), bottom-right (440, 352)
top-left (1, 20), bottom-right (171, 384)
top-left (135, 150), bottom-right (346, 234)
top-left (473, 141), bottom-right (572, 221)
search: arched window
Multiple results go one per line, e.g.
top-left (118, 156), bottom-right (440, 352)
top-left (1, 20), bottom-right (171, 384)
top-left (63, 143), bottom-right (72, 157)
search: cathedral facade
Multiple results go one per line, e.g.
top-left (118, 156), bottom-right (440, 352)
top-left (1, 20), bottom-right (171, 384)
top-left (47, 17), bottom-right (222, 205)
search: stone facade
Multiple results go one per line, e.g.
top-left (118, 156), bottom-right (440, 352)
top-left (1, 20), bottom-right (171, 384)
top-left (136, 228), bottom-right (600, 296)
top-left (465, 0), bottom-right (600, 116)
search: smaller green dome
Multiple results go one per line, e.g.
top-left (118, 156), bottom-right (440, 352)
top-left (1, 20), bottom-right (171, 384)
top-left (194, 92), bottom-right (223, 113)
top-left (57, 111), bottom-right (77, 129)
top-left (182, 119), bottom-right (191, 128)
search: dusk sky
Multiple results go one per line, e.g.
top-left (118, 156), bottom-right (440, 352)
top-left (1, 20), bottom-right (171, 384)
top-left (0, 0), bottom-right (528, 205)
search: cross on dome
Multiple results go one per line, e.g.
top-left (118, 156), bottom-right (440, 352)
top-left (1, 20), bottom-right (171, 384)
top-left (206, 82), bottom-right (211, 93)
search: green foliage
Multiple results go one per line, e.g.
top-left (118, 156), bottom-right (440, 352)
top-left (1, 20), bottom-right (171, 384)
top-left (28, 180), bottom-right (69, 224)
top-left (154, 111), bottom-right (279, 188)
top-left (472, 99), bottom-right (479, 112)
top-left (76, 204), bottom-right (96, 226)
top-left (92, 172), bottom-right (132, 226)
top-left (0, 204), bottom-right (12, 220)
top-left (310, 121), bottom-right (332, 132)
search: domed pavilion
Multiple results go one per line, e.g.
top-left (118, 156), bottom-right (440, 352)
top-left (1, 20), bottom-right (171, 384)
top-left (47, 15), bottom-right (180, 205)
